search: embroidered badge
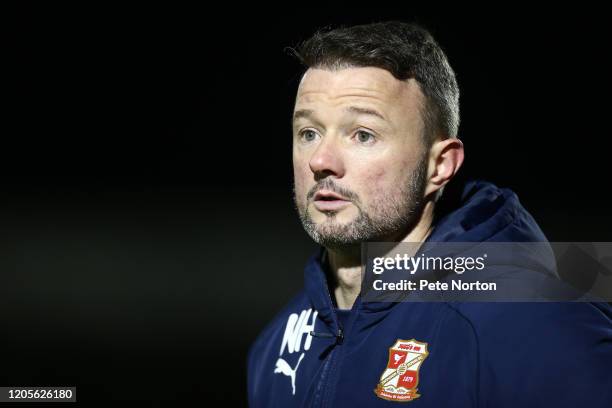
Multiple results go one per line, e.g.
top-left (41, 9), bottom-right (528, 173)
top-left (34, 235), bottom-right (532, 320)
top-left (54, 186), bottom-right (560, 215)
top-left (374, 339), bottom-right (429, 402)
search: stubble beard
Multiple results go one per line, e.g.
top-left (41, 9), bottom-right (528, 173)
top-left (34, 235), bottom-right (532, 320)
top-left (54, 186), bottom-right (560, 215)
top-left (294, 156), bottom-right (428, 250)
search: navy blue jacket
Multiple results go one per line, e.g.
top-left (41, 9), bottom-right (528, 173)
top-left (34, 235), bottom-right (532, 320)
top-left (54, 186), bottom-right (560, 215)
top-left (247, 181), bottom-right (612, 407)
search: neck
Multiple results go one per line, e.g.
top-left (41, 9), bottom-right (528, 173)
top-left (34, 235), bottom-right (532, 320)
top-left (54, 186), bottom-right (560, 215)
top-left (326, 202), bottom-right (435, 310)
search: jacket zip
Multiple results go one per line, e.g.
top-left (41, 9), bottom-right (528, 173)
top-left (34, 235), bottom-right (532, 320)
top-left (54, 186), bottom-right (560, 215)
top-left (309, 272), bottom-right (346, 408)
top-left (319, 300), bottom-right (360, 408)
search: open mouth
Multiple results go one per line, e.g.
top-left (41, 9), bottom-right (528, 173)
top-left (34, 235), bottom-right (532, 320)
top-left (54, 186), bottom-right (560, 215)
top-left (313, 190), bottom-right (351, 211)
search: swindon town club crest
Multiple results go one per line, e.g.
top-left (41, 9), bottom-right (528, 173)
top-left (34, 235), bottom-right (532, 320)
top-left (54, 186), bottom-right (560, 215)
top-left (374, 339), bottom-right (429, 402)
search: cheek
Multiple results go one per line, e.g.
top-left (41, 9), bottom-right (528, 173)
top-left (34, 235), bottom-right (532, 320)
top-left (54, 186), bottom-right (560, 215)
top-left (366, 166), bottom-right (386, 183)
top-left (357, 160), bottom-right (411, 205)
top-left (360, 166), bottom-right (390, 201)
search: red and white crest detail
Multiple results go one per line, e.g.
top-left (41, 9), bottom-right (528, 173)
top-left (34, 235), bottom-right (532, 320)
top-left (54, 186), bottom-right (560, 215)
top-left (374, 339), bottom-right (429, 402)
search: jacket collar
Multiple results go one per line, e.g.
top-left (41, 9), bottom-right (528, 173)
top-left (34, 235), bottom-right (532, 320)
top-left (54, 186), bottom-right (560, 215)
top-left (304, 247), bottom-right (339, 332)
top-left (304, 246), bottom-right (397, 334)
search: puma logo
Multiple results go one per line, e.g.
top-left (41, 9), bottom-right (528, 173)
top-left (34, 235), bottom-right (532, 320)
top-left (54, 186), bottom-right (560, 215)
top-left (274, 353), bottom-right (304, 395)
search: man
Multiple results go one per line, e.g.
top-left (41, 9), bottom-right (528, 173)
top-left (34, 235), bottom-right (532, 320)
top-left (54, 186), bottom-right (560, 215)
top-left (247, 21), bottom-right (611, 407)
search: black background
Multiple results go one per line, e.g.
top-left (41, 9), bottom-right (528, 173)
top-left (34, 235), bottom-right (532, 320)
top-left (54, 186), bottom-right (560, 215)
top-left (2, 4), bottom-right (611, 407)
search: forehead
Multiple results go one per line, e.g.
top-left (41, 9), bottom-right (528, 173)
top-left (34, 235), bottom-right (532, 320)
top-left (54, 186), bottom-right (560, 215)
top-left (295, 66), bottom-right (423, 113)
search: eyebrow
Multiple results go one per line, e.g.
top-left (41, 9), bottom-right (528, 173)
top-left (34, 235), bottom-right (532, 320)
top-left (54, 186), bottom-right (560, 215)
top-left (344, 106), bottom-right (387, 121)
top-left (292, 106), bottom-right (387, 124)
top-left (292, 109), bottom-right (314, 123)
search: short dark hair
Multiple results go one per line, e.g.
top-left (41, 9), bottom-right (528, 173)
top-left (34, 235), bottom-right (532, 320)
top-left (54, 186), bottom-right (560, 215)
top-left (291, 21), bottom-right (460, 145)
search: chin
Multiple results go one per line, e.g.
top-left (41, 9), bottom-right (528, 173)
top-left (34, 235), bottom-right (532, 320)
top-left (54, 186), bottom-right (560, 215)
top-left (311, 206), bottom-right (356, 222)
top-left (314, 215), bottom-right (351, 229)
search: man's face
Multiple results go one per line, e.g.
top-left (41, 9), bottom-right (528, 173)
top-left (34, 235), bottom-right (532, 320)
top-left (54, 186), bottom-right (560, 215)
top-left (292, 66), bottom-right (429, 248)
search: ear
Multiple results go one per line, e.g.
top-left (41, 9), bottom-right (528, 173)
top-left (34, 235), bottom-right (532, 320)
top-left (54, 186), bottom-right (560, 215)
top-left (424, 137), bottom-right (465, 197)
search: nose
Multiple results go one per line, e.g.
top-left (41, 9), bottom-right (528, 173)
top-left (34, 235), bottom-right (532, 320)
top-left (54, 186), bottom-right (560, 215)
top-left (309, 136), bottom-right (345, 179)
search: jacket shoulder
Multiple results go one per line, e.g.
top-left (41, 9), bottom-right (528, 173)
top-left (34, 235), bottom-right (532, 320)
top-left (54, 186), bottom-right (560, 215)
top-left (246, 290), bottom-right (311, 403)
top-left (448, 302), bottom-right (612, 407)
top-left (248, 290), bottom-right (310, 360)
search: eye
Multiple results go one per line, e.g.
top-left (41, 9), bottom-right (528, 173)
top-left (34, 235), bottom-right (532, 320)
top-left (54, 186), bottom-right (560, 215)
top-left (355, 130), bottom-right (376, 144)
top-left (299, 129), bottom-right (319, 142)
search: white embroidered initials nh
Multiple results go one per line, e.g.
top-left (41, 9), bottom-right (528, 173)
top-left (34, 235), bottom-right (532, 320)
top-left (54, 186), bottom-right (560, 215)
top-left (274, 308), bottom-right (318, 395)
top-left (280, 308), bottom-right (318, 355)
